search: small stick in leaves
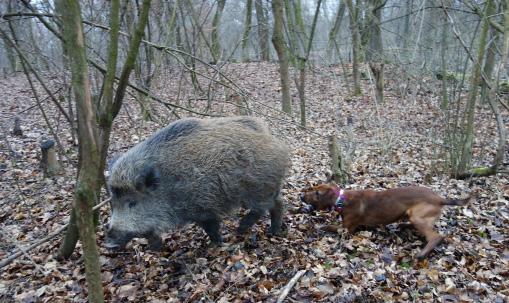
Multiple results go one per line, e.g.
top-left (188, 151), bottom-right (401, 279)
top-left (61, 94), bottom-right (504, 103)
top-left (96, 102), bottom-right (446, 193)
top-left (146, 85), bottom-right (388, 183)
top-left (276, 269), bottom-right (307, 303)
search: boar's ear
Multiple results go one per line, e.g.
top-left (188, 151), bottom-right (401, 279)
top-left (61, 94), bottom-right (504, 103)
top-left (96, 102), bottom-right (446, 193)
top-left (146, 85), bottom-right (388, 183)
top-left (135, 165), bottom-right (160, 192)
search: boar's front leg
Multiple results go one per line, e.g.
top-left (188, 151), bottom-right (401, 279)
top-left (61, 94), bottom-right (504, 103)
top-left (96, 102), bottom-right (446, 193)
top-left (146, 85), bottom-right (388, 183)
top-left (269, 195), bottom-right (283, 235)
top-left (196, 215), bottom-right (222, 245)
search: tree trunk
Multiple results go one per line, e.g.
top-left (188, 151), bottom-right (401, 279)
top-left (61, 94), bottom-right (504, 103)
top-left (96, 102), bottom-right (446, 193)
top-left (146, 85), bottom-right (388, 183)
top-left (401, 0), bottom-right (413, 62)
top-left (440, 10), bottom-right (449, 109)
top-left (255, 0), bottom-right (269, 61)
top-left (345, 0), bottom-right (362, 95)
top-left (271, 0), bottom-right (292, 114)
top-left (480, 28), bottom-right (498, 103)
top-left (284, 0), bottom-right (299, 61)
top-left (211, 0), bottom-right (226, 64)
top-left (295, 0), bottom-right (322, 127)
top-left (327, 1), bottom-right (346, 60)
top-left (242, 0), bottom-right (253, 61)
top-left (58, 0), bottom-right (150, 260)
top-left (56, 0), bottom-right (104, 301)
top-left (457, 0), bottom-right (493, 175)
top-left (366, 0), bottom-right (385, 103)
top-left (1, 34), bottom-right (17, 72)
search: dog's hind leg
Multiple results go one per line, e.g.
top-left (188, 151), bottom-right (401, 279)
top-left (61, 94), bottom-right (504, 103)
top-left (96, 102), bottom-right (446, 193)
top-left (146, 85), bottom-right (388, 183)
top-left (410, 215), bottom-right (444, 259)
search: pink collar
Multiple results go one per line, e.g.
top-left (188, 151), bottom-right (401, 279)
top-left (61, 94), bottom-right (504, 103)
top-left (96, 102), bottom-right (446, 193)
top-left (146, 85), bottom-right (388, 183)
top-left (332, 187), bottom-right (346, 210)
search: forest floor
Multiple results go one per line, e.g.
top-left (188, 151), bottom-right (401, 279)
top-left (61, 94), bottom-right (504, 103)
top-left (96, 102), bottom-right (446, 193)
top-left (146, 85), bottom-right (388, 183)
top-left (0, 62), bottom-right (508, 303)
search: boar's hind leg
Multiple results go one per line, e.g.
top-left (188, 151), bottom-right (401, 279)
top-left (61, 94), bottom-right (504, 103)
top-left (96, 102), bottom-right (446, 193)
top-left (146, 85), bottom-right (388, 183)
top-left (237, 208), bottom-right (264, 234)
top-left (196, 216), bottom-right (222, 245)
top-left (269, 195), bottom-right (283, 235)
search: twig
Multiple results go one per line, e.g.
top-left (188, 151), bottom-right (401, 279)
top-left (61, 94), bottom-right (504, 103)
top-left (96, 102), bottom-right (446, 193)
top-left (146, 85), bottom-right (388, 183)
top-left (276, 269), bottom-right (307, 303)
top-left (0, 198), bottom-right (111, 270)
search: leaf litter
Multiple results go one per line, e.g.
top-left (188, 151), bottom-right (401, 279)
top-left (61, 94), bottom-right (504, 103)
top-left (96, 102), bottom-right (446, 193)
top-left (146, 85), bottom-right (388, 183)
top-left (0, 62), bottom-right (508, 302)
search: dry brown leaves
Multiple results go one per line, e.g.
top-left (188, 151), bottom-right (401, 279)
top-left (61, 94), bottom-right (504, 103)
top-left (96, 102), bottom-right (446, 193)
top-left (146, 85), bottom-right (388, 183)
top-left (0, 63), bottom-right (508, 302)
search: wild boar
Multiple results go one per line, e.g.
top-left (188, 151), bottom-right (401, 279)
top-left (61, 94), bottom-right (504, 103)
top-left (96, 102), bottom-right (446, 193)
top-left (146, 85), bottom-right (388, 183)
top-left (105, 116), bottom-right (290, 250)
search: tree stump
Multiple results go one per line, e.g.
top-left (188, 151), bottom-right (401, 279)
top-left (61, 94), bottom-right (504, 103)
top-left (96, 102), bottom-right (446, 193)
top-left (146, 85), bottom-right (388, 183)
top-left (40, 139), bottom-right (61, 177)
top-left (12, 116), bottom-right (23, 136)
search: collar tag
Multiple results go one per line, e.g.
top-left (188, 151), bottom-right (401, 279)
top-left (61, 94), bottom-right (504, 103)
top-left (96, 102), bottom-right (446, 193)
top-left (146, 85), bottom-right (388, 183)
top-left (334, 189), bottom-right (345, 211)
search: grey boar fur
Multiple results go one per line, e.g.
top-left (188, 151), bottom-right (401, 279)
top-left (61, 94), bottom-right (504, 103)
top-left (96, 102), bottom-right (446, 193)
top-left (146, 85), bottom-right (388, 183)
top-left (105, 116), bottom-right (290, 250)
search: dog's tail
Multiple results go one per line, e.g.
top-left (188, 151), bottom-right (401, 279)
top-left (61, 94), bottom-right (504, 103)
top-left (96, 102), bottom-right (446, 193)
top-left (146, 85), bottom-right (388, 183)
top-left (442, 197), bottom-right (472, 206)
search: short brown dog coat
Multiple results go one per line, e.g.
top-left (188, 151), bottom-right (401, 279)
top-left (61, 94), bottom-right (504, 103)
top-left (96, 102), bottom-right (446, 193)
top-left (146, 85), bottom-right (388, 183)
top-left (300, 184), bottom-right (470, 259)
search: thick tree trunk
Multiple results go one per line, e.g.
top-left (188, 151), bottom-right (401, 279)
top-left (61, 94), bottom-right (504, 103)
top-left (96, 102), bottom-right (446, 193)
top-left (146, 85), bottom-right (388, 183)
top-left (255, 0), bottom-right (269, 61)
top-left (271, 0), bottom-right (292, 114)
top-left (56, 0), bottom-right (104, 301)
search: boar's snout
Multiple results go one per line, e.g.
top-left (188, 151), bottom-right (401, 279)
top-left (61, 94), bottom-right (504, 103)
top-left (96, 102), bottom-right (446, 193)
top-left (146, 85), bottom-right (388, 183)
top-left (104, 227), bottom-right (134, 250)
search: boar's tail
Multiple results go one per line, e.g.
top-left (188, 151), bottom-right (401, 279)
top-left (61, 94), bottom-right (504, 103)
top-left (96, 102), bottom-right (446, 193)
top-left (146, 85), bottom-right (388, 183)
top-left (442, 197), bottom-right (472, 206)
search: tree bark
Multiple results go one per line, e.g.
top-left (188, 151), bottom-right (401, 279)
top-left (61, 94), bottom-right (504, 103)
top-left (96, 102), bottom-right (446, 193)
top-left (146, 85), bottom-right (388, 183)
top-left (366, 0), bottom-right (385, 104)
top-left (480, 28), bottom-right (498, 103)
top-left (255, 0), bottom-right (270, 60)
top-left (328, 135), bottom-right (349, 185)
top-left (271, 0), bottom-right (292, 114)
top-left (242, 0), bottom-right (253, 61)
top-left (327, 1), bottom-right (346, 60)
top-left (440, 9), bottom-right (449, 109)
top-left (55, 0), bottom-right (104, 301)
top-left (58, 0), bottom-right (150, 259)
top-left (295, 0), bottom-right (322, 127)
top-left (457, 0), bottom-right (493, 175)
top-left (211, 0), bottom-right (226, 64)
top-left (345, 0), bottom-right (362, 95)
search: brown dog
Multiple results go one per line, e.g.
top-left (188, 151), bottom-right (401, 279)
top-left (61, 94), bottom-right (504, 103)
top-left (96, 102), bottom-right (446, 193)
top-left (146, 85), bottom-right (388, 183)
top-left (300, 184), bottom-right (470, 259)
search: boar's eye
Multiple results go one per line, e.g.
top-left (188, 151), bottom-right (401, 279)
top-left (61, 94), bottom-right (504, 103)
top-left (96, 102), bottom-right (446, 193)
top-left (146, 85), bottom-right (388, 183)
top-left (111, 187), bottom-right (123, 197)
top-left (128, 201), bottom-right (137, 208)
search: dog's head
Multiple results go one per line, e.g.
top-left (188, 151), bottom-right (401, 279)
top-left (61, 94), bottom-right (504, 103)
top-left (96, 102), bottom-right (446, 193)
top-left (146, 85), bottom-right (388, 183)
top-left (299, 184), bottom-right (341, 211)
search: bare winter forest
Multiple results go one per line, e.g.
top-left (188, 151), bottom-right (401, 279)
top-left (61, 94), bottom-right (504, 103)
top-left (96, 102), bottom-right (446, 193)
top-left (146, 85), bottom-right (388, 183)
top-left (0, 0), bottom-right (508, 302)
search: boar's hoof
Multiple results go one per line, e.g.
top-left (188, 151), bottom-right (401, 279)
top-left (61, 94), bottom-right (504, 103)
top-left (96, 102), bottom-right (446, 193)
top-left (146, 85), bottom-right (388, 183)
top-left (208, 240), bottom-right (223, 248)
top-left (237, 225), bottom-right (249, 235)
top-left (268, 223), bottom-right (286, 237)
top-left (147, 234), bottom-right (163, 251)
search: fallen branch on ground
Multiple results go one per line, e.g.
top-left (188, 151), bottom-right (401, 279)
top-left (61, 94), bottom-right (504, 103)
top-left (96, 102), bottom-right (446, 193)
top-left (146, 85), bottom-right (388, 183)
top-left (276, 269), bottom-right (307, 303)
top-left (454, 167), bottom-right (497, 180)
top-left (0, 198), bottom-right (110, 270)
